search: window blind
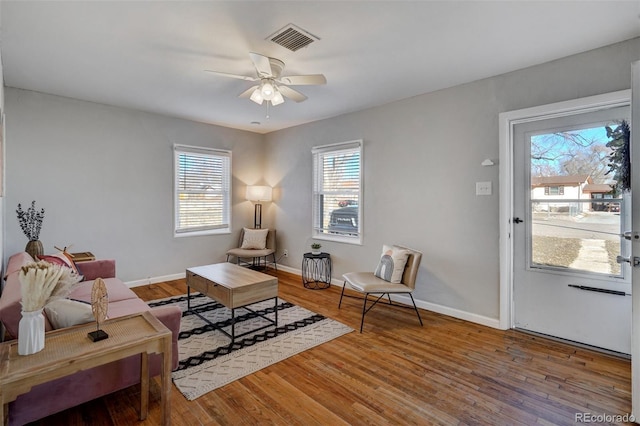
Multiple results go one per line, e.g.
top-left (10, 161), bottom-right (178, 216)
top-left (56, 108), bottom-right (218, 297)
top-left (312, 140), bottom-right (362, 242)
top-left (174, 145), bottom-right (231, 235)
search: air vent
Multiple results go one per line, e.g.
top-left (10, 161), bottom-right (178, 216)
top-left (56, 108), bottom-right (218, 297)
top-left (267, 24), bottom-right (319, 52)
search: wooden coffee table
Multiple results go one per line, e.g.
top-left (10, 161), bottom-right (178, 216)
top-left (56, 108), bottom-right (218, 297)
top-left (0, 311), bottom-right (172, 425)
top-left (186, 263), bottom-right (279, 342)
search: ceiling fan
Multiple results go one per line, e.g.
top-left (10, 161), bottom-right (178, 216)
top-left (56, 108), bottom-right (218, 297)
top-left (206, 52), bottom-right (326, 107)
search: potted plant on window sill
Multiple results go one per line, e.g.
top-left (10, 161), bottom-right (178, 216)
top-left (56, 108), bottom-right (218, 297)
top-left (311, 243), bottom-right (322, 255)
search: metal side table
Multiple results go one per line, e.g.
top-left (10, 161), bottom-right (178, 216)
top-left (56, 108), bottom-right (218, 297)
top-left (302, 252), bottom-right (332, 289)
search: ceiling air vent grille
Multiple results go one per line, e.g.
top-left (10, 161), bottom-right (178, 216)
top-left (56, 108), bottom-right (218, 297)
top-left (268, 24), bottom-right (319, 52)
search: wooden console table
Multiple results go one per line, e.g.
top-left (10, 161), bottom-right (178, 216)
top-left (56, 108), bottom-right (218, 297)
top-left (0, 311), bottom-right (172, 425)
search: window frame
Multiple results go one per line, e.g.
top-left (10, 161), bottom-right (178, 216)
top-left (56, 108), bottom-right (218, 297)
top-left (173, 144), bottom-right (232, 237)
top-left (312, 140), bottom-right (363, 245)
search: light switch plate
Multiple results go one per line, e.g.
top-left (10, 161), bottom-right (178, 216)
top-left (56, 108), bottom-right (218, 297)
top-left (476, 181), bottom-right (492, 195)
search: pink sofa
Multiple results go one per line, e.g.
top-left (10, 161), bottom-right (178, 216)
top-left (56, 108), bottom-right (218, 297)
top-left (0, 252), bottom-right (182, 425)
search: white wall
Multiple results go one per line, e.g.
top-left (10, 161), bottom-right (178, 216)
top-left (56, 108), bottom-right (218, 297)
top-left (4, 89), bottom-right (264, 281)
top-left (265, 37), bottom-right (640, 322)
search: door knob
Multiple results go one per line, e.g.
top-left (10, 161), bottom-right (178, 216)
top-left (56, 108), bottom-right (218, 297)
top-left (616, 255), bottom-right (640, 267)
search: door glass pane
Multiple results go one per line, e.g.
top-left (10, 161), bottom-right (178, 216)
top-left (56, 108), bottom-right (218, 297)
top-left (529, 124), bottom-right (626, 277)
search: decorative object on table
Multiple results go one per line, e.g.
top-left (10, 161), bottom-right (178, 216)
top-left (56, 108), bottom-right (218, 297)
top-left (88, 278), bottom-right (109, 342)
top-left (245, 185), bottom-right (272, 229)
top-left (18, 261), bottom-right (78, 355)
top-left (302, 252), bottom-right (332, 290)
top-left (310, 242), bottom-right (322, 255)
top-left (53, 245), bottom-right (96, 263)
top-left (148, 294), bottom-right (352, 401)
top-left (16, 201), bottom-right (45, 259)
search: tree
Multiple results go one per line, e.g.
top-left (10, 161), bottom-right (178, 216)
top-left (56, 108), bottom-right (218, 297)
top-left (605, 120), bottom-right (630, 194)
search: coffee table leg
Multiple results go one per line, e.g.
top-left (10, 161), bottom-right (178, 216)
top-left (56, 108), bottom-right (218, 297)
top-left (231, 307), bottom-right (236, 342)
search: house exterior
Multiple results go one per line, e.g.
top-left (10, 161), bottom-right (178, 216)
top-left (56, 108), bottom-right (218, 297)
top-left (531, 174), bottom-right (615, 213)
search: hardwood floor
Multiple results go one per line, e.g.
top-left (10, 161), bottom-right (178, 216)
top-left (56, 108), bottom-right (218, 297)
top-left (29, 270), bottom-right (632, 425)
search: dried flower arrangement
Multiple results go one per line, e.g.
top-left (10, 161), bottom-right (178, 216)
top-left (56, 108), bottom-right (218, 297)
top-left (19, 261), bottom-right (79, 312)
top-left (16, 201), bottom-right (45, 242)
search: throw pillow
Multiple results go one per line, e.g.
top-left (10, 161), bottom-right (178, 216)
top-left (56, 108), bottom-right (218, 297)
top-left (241, 228), bottom-right (269, 250)
top-left (44, 298), bottom-right (96, 329)
top-left (38, 254), bottom-right (72, 268)
top-left (374, 245), bottom-right (410, 283)
top-left (38, 253), bottom-right (84, 281)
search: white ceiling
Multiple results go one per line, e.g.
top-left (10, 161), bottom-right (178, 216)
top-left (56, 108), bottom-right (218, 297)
top-left (2, 1), bottom-right (639, 134)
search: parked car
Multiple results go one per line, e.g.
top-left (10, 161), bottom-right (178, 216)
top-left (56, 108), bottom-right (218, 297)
top-left (328, 205), bottom-right (359, 235)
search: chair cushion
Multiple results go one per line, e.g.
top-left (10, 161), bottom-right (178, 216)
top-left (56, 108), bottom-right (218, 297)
top-left (343, 272), bottom-right (411, 293)
top-left (241, 228), bottom-right (269, 249)
top-left (374, 245), bottom-right (409, 283)
top-left (226, 248), bottom-right (274, 258)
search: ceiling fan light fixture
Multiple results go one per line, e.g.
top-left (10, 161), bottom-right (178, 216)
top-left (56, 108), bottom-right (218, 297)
top-left (261, 82), bottom-right (275, 100)
top-left (271, 90), bottom-right (285, 106)
top-left (250, 88), bottom-right (264, 105)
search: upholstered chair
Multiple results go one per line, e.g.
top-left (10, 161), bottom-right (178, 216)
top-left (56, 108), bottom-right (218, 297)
top-left (339, 245), bottom-right (422, 332)
top-left (226, 228), bottom-right (277, 271)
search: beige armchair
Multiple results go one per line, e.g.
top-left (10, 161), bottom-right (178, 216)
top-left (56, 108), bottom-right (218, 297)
top-left (339, 245), bottom-right (423, 332)
top-left (226, 228), bottom-right (277, 271)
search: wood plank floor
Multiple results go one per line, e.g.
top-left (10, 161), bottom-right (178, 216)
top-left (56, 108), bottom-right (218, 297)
top-left (29, 270), bottom-right (632, 425)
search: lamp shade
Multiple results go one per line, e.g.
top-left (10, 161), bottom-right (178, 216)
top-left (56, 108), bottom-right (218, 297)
top-left (246, 185), bottom-right (272, 202)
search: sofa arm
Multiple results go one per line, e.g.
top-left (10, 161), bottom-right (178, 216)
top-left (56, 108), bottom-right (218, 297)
top-left (76, 259), bottom-right (116, 281)
top-left (150, 305), bottom-right (182, 371)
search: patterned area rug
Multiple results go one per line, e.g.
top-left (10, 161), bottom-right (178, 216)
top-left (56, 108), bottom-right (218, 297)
top-left (148, 293), bottom-right (353, 400)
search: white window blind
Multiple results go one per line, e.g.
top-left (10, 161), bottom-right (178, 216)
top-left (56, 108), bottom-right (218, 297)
top-left (174, 144), bottom-right (231, 236)
top-left (312, 140), bottom-right (362, 243)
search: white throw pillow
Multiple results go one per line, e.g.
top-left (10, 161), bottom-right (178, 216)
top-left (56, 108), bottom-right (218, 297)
top-left (44, 298), bottom-right (96, 329)
top-left (374, 245), bottom-right (410, 283)
top-left (241, 228), bottom-right (269, 249)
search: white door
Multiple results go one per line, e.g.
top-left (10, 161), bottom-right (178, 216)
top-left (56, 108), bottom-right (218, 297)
top-left (513, 103), bottom-right (632, 354)
top-left (630, 59), bottom-right (640, 419)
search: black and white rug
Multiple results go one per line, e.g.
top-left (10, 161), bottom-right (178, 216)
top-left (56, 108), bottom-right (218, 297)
top-left (148, 293), bottom-right (353, 400)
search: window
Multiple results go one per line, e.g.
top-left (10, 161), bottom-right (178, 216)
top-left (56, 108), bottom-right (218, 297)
top-left (312, 140), bottom-right (362, 243)
top-left (174, 144), bottom-right (231, 236)
top-left (545, 185), bottom-right (564, 195)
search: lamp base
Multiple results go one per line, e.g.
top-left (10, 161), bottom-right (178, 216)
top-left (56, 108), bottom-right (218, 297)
top-left (254, 203), bottom-right (262, 229)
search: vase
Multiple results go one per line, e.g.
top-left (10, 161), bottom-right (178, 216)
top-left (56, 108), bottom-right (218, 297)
top-left (311, 250), bottom-right (321, 255)
top-left (18, 309), bottom-right (45, 355)
top-left (25, 240), bottom-right (44, 260)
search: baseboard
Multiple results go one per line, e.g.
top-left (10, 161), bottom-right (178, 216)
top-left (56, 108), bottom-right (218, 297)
top-left (128, 264), bottom-right (500, 329)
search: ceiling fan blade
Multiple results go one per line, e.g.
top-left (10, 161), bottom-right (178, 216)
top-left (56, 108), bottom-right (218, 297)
top-left (205, 70), bottom-right (257, 82)
top-left (278, 85), bottom-right (308, 103)
top-left (249, 52), bottom-right (274, 78)
top-left (238, 85), bottom-right (259, 98)
top-left (278, 74), bottom-right (327, 86)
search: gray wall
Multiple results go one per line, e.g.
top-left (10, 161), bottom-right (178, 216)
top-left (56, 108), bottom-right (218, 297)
top-left (265, 37), bottom-right (640, 321)
top-left (3, 37), bottom-right (639, 323)
top-left (4, 89), bottom-right (265, 281)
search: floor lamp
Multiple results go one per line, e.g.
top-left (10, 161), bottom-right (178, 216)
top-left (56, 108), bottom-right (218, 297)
top-left (246, 185), bottom-right (272, 229)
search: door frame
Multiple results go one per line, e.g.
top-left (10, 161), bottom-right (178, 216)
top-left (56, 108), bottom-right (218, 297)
top-left (498, 89), bottom-right (631, 330)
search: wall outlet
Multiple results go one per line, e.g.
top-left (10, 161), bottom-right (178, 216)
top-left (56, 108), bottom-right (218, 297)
top-left (283, 249), bottom-right (289, 257)
top-left (476, 181), bottom-right (492, 196)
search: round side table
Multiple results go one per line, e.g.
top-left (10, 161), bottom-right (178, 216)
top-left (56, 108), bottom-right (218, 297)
top-left (302, 252), bottom-right (332, 290)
